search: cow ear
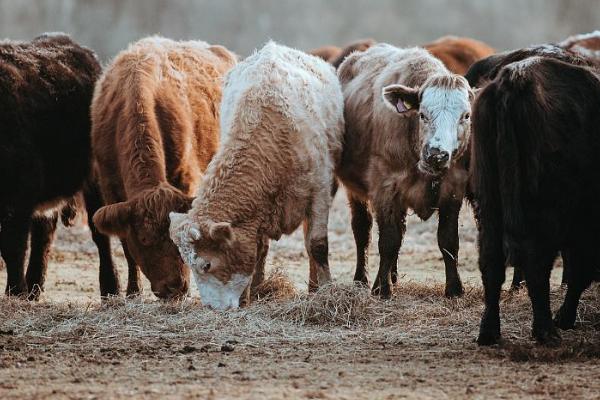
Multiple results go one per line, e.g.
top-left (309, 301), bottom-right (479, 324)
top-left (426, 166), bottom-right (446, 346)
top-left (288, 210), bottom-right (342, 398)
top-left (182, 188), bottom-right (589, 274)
top-left (382, 84), bottom-right (420, 114)
top-left (209, 221), bottom-right (234, 245)
top-left (93, 202), bottom-right (132, 237)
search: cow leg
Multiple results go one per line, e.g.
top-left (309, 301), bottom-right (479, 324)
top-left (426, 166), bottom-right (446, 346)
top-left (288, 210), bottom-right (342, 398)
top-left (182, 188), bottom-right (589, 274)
top-left (122, 240), bottom-right (141, 297)
top-left (554, 246), bottom-right (594, 330)
top-left (560, 251), bottom-right (570, 287)
top-left (522, 247), bottom-right (560, 346)
top-left (304, 189), bottom-right (332, 292)
top-left (25, 212), bottom-right (59, 301)
top-left (251, 235), bottom-right (269, 293)
top-left (438, 200), bottom-right (464, 297)
top-left (348, 194), bottom-right (372, 286)
top-left (83, 183), bottom-right (121, 297)
top-left (372, 208), bottom-right (406, 299)
top-left (240, 235), bottom-right (270, 305)
top-left (1, 213), bottom-right (31, 297)
top-left (511, 266), bottom-right (525, 290)
top-left (476, 218), bottom-right (506, 346)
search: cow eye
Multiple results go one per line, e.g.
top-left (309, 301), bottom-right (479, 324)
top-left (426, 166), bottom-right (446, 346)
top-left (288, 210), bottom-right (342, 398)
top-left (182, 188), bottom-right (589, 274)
top-left (463, 113), bottom-right (471, 121)
top-left (202, 262), bottom-right (211, 272)
top-left (419, 112), bottom-right (427, 121)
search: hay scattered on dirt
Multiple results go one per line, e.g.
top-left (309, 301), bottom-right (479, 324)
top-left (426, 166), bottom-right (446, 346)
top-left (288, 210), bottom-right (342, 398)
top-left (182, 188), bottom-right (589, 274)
top-left (252, 268), bottom-right (297, 301)
top-left (0, 282), bottom-right (598, 363)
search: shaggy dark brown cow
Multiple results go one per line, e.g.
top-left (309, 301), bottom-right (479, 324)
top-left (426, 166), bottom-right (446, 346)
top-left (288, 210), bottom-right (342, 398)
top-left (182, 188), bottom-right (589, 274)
top-left (469, 46), bottom-right (600, 346)
top-left (423, 36), bottom-right (495, 75)
top-left (0, 33), bottom-right (101, 298)
top-left (337, 44), bottom-right (474, 299)
top-left (91, 37), bottom-right (236, 299)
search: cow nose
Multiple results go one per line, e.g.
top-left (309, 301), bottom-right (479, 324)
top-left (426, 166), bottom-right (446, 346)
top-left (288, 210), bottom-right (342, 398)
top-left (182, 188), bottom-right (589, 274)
top-left (424, 146), bottom-right (450, 169)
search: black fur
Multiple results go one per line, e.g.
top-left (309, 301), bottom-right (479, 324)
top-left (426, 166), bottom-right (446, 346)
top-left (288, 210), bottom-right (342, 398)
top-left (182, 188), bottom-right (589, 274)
top-left (0, 34), bottom-right (101, 296)
top-left (471, 54), bottom-right (600, 346)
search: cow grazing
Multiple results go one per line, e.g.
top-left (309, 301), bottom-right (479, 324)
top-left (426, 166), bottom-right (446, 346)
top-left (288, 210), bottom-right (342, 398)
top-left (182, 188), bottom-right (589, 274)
top-left (91, 37), bottom-right (236, 299)
top-left (0, 33), bottom-right (101, 298)
top-left (423, 35), bottom-right (495, 75)
top-left (169, 42), bottom-right (344, 310)
top-left (470, 47), bottom-right (600, 346)
top-left (336, 44), bottom-right (474, 299)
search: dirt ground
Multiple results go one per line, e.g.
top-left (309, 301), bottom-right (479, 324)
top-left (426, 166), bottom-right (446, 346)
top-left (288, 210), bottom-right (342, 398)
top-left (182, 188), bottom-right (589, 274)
top-left (1, 191), bottom-right (599, 399)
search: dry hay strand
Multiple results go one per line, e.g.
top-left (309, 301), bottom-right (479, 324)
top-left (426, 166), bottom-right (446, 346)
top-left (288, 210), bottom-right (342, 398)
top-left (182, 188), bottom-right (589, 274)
top-left (252, 268), bottom-right (297, 301)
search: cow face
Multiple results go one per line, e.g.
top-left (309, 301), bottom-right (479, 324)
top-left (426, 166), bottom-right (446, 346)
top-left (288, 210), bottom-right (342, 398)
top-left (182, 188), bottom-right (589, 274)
top-left (93, 187), bottom-right (192, 299)
top-left (168, 212), bottom-right (254, 310)
top-left (382, 75), bottom-right (473, 176)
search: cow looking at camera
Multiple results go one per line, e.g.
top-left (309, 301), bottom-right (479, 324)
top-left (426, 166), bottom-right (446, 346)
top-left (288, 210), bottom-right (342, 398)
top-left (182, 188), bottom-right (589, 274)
top-left (336, 44), bottom-right (474, 299)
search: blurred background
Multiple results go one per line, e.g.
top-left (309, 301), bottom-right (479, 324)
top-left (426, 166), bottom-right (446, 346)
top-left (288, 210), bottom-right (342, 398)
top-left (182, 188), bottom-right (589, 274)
top-left (0, 0), bottom-right (598, 62)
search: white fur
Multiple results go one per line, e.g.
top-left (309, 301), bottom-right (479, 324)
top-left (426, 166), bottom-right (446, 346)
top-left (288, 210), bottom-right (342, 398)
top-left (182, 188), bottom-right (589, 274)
top-left (420, 86), bottom-right (470, 156)
top-left (506, 56), bottom-right (543, 78)
top-left (194, 273), bottom-right (250, 310)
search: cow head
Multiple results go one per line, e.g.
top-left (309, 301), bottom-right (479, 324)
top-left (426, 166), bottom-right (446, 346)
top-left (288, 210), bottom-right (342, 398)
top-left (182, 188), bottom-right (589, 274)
top-left (168, 212), bottom-right (255, 310)
top-left (382, 74), bottom-right (473, 176)
top-left (93, 185), bottom-right (193, 299)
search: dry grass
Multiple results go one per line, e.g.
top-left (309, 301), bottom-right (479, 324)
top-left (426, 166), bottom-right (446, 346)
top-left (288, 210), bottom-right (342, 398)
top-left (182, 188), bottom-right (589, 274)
top-left (2, 270), bottom-right (598, 363)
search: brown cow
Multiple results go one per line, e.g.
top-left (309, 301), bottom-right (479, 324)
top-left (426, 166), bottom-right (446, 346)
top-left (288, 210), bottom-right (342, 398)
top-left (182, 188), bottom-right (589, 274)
top-left (423, 35), bottom-right (495, 75)
top-left (309, 39), bottom-right (376, 68)
top-left (309, 45), bottom-right (342, 62)
top-left (0, 33), bottom-right (101, 299)
top-left (91, 37), bottom-right (236, 299)
top-left (337, 44), bottom-right (474, 299)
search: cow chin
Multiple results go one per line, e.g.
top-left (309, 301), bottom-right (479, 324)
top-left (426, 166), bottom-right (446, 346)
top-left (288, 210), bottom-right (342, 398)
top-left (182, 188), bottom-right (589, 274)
top-left (417, 160), bottom-right (448, 177)
top-left (196, 273), bottom-right (251, 310)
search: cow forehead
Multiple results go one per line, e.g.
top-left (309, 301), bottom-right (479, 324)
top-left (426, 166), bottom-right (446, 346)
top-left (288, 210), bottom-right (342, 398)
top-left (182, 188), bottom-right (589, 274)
top-left (420, 87), bottom-right (469, 115)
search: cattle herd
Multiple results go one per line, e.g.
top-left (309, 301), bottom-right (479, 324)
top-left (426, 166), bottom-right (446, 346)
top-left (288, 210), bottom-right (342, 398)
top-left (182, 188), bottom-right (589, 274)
top-left (1, 31), bottom-right (599, 347)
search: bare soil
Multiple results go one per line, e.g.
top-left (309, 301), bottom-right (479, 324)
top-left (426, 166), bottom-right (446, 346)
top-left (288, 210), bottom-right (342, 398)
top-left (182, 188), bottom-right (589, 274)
top-left (1, 192), bottom-right (599, 399)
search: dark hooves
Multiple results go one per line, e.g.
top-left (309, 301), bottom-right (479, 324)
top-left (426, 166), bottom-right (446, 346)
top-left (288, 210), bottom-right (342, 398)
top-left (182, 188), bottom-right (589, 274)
top-left (477, 329), bottom-right (501, 346)
top-left (554, 310), bottom-right (576, 331)
top-left (444, 281), bottom-right (464, 298)
top-left (533, 327), bottom-right (562, 347)
top-left (371, 285), bottom-right (392, 300)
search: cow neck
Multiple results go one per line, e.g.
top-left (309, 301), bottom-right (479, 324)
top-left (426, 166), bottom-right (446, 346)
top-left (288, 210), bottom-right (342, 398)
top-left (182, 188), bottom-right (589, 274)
top-left (122, 135), bottom-right (169, 196)
top-left (195, 138), bottom-right (267, 231)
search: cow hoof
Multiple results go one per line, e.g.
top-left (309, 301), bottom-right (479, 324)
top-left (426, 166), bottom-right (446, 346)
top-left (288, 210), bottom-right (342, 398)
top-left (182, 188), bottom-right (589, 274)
top-left (477, 329), bottom-right (501, 346)
top-left (533, 327), bottom-right (562, 347)
top-left (445, 282), bottom-right (464, 298)
top-left (554, 310), bottom-right (576, 330)
top-left (371, 285), bottom-right (391, 300)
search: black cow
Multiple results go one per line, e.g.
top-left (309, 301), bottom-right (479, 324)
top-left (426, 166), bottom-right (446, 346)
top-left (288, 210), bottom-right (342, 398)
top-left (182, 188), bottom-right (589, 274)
top-left (0, 33), bottom-right (102, 298)
top-left (469, 48), bottom-right (600, 346)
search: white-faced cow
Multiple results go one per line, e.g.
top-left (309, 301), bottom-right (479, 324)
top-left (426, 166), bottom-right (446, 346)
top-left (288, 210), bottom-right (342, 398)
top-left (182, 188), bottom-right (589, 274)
top-left (336, 44), bottom-right (474, 299)
top-left (169, 42), bottom-right (344, 310)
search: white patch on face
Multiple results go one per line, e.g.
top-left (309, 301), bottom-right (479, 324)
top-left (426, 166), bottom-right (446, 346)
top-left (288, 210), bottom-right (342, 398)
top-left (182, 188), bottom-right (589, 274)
top-left (420, 86), bottom-right (470, 157)
top-left (194, 273), bottom-right (250, 310)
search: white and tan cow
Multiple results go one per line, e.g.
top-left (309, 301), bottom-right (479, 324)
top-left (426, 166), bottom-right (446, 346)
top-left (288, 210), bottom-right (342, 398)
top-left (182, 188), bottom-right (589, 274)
top-left (169, 42), bottom-right (344, 310)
